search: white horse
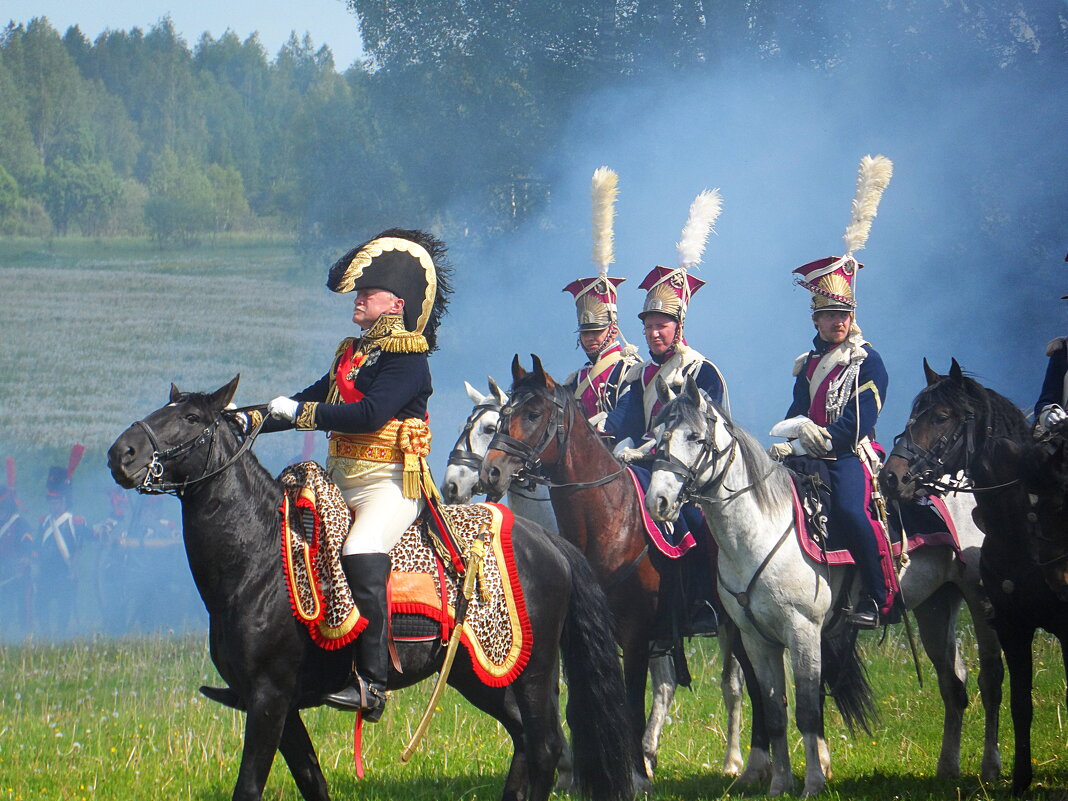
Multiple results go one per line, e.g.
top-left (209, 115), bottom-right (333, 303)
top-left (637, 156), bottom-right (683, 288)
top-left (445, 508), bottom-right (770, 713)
top-left (441, 378), bottom-right (558, 532)
top-left (645, 377), bottom-right (1002, 796)
top-left (441, 377), bottom-right (725, 782)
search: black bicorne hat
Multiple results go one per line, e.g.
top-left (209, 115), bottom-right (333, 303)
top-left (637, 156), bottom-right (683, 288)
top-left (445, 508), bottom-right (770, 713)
top-left (326, 229), bottom-right (453, 352)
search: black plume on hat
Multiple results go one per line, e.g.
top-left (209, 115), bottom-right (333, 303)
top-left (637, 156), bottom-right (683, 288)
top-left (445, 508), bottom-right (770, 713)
top-left (326, 229), bottom-right (453, 352)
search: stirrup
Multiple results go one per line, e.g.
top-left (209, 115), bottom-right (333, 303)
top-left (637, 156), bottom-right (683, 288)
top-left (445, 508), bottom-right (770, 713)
top-left (845, 599), bottom-right (880, 630)
top-left (322, 676), bottom-right (388, 721)
top-left (687, 600), bottom-right (720, 638)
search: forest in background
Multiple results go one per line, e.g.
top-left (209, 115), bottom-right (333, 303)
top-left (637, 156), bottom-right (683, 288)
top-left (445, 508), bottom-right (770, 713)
top-left (1, 1), bottom-right (1064, 254)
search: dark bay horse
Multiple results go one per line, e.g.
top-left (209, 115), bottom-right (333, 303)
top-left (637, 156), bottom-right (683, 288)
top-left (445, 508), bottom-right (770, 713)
top-left (480, 356), bottom-right (763, 786)
top-left (882, 359), bottom-right (1068, 796)
top-left (106, 377), bottom-right (634, 801)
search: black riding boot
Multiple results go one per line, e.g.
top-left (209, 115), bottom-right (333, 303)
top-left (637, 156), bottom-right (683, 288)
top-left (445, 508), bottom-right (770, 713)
top-left (322, 553), bottom-right (391, 720)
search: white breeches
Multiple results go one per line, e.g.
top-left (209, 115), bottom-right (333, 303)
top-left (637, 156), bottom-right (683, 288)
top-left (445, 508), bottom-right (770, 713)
top-left (331, 463), bottom-right (422, 555)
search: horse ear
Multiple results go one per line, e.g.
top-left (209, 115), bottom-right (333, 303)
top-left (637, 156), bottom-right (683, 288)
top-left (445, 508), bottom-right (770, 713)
top-left (922, 358), bottom-right (942, 386)
top-left (464, 381), bottom-right (486, 404)
top-left (655, 375), bottom-right (673, 405)
top-left (530, 354), bottom-right (551, 387)
top-left (511, 354), bottom-right (526, 384)
top-left (487, 376), bottom-right (507, 405)
top-left (685, 375), bottom-right (703, 407)
top-left (209, 375), bottom-right (241, 410)
top-left (169, 383), bottom-right (181, 403)
top-left (949, 358), bottom-right (964, 383)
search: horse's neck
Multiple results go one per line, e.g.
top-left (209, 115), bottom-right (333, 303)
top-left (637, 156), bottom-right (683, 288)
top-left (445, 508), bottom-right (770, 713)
top-left (179, 454), bottom-right (280, 610)
top-left (698, 443), bottom-right (791, 556)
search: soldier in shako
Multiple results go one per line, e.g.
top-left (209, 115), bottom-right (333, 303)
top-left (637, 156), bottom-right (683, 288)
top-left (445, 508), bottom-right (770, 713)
top-left (767, 155), bottom-right (894, 629)
top-left (562, 167), bottom-right (641, 424)
top-left (237, 229), bottom-right (451, 721)
top-left (0, 458), bottom-right (34, 633)
top-left (37, 445), bottom-right (88, 635)
top-left (603, 189), bottom-right (730, 637)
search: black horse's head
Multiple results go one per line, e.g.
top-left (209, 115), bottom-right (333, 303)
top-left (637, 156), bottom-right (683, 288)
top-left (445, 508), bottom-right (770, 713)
top-left (882, 358), bottom-right (1029, 501)
top-left (480, 355), bottom-right (567, 500)
top-left (108, 376), bottom-right (240, 493)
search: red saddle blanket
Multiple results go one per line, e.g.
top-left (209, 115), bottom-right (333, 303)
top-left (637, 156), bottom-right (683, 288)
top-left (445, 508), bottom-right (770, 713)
top-left (279, 462), bottom-right (532, 687)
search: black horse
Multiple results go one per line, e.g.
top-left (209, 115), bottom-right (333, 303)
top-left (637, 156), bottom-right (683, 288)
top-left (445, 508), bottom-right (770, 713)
top-left (882, 359), bottom-right (1068, 796)
top-left (107, 377), bottom-right (634, 801)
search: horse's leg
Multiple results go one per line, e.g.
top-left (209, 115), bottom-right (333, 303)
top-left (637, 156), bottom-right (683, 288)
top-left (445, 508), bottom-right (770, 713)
top-left (643, 653), bottom-right (676, 778)
top-left (727, 621), bottom-right (772, 786)
top-left (449, 673), bottom-right (531, 801)
top-left (551, 660), bottom-right (575, 792)
top-left (277, 710), bottom-right (330, 801)
top-left (233, 686), bottom-right (293, 801)
top-left (620, 632), bottom-right (653, 784)
top-left (787, 623), bottom-right (827, 797)
top-left (510, 669), bottom-right (564, 801)
top-left (717, 633), bottom-right (745, 776)
top-left (742, 633), bottom-right (793, 797)
top-left (911, 583), bottom-right (967, 779)
top-left (1001, 625), bottom-right (1036, 795)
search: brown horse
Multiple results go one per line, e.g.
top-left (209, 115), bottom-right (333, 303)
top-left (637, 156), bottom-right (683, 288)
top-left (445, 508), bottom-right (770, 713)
top-left (882, 359), bottom-right (1068, 796)
top-left (480, 355), bottom-right (766, 787)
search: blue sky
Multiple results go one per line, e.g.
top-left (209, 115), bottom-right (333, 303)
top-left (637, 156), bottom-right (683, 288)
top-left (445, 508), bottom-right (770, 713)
top-left (4, 0), bottom-right (364, 69)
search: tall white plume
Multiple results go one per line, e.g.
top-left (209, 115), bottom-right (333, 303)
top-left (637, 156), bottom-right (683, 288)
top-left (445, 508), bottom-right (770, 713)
top-left (842, 154), bottom-right (893, 255)
top-left (590, 166), bottom-right (619, 274)
top-left (676, 189), bottom-right (723, 269)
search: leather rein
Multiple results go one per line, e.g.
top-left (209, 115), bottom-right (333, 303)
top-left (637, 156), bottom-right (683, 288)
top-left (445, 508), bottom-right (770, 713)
top-left (445, 401), bottom-right (545, 500)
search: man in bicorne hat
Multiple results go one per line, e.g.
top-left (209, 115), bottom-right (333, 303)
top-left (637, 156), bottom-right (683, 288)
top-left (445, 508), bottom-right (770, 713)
top-left (231, 229), bottom-right (452, 721)
top-left (562, 275), bottom-right (641, 422)
top-left (770, 257), bottom-right (892, 629)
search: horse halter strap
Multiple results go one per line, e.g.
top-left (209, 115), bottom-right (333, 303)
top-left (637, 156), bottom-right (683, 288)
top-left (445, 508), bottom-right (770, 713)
top-left (889, 407), bottom-right (977, 493)
top-left (651, 403), bottom-right (736, 517)
top-left (446, 402), bottom-right (500, 474)
top-left (135, 413), bottom-right (264, 496)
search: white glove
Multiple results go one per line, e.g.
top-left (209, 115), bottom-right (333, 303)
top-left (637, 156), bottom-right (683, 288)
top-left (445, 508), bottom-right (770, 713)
top-left (268, 396), bottom-right (299, 422)
top-left (1038, 404), bottom-right (1066, 429)
top-left (612, 437), bottom-right (635, 459)
top-left (798, 420), bottom-right (833, 457)
top-left (587, 411), bottom-right (608, 433)
top-left (766, 441), bottom-right (793, 462)
top-left (616, 439), bottom-right (655, 464)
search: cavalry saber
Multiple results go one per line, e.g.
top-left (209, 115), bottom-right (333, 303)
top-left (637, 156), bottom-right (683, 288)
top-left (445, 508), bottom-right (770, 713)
top-left (401, 522), bottom-right (489, 762)
top-left (875, 488), bottom-right (924, 688)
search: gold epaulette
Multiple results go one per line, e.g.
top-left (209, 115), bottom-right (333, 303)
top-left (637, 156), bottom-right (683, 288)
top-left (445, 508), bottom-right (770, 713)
top-left (378, 331), bottom-right (428, 353)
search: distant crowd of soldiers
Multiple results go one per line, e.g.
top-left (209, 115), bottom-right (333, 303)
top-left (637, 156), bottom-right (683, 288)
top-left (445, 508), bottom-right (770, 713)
top-left (0, 447), bottom-right (203, 640)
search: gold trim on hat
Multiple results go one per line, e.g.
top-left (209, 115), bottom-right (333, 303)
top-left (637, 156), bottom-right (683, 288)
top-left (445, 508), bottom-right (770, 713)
top-left (332, 237), bottom-right (438, 335)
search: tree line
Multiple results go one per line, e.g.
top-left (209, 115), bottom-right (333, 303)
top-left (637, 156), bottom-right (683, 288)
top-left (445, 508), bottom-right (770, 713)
top-left (1, 1), bottom-right (1064, 247)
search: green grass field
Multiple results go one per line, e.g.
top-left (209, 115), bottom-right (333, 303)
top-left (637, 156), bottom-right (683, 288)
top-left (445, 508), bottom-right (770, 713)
top-left (0, 628), bottom-right (1064, 800)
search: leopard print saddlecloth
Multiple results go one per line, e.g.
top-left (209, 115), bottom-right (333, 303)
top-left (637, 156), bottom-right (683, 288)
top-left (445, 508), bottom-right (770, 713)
top-left (279, 462), bottom-right (531, 686)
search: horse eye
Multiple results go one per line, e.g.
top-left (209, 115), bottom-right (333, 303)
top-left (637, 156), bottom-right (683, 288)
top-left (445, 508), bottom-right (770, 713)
top-left (185, 413), bottom-right (200, 423)
top-left (481, 424), bottom-right (496, 435)
top-left (686, 432), bottom-right (699, 442)
top-left (526, 412), bottom-right (540, 422)
top-left (933, 413), bottom-right (950, 424)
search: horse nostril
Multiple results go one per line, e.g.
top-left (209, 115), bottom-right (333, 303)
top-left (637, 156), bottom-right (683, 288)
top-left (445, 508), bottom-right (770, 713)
top-left (487, 466), bottom-right (501, 485)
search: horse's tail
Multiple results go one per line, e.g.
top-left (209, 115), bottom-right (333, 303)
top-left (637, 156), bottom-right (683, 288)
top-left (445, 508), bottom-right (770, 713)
top-left (552, 532), bottom-right (636, 801)
top-left (821, 626), bottom-right (878, 736)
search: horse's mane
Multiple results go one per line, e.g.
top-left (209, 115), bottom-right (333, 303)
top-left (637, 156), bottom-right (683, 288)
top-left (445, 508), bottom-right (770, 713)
top-left (658, 393), bottom-right (793, 516)
top-left (916, 373), bottom-right (1031, 445)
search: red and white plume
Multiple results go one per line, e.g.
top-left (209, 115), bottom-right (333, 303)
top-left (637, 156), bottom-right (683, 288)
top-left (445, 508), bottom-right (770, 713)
top-left (842, 154), bottom-right (893, 256)
top-left (590, 166), bottom-right (619, 275)
top-left (676, 189), bottom-right (723, 270)
top-left (67, 443), bottom-right (85, 480)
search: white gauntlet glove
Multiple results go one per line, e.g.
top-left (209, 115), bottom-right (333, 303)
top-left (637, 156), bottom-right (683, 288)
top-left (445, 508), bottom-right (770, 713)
top-left (798, 420), bottom-right (833, 457)
top-left (766, 441), bottom-right (793, 462)
top-left (1038, 404), bottom-right (1066, 430)
top-left (268, 396), bottom-right (299, 422)
top-left (615, 438), bottom-right (654, 464)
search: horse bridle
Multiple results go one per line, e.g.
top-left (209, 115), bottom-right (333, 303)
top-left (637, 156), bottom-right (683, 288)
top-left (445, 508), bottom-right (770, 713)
top-left (650, 401), bottom-right (739, 520)
top-left (134, 411), bottom-right (264, 496)
top-left (487, 383), bottom-right (623, 498)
